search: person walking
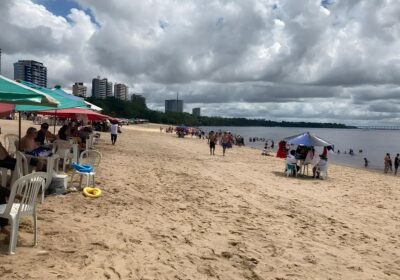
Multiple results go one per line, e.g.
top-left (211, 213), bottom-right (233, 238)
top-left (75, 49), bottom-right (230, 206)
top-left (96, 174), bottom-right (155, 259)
top-left (221, 132), bottom-right (230, 156)
top-left (395, 154), bottom-right (400, 175)
top-left (208, 131), bottom-right (217, 155)
top-left (110, 121), bottom-right (119, 145)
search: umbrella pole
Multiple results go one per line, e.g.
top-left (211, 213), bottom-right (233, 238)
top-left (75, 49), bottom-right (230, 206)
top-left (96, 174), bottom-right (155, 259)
top-left (18, 112), bottom-right (21, 150)
top-left (53, 109), bottom-right (57, 134)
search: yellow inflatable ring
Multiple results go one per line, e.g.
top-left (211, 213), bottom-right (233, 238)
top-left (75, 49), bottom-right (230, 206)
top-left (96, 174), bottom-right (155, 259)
top-left (83, 187), bottom-right (102, 198)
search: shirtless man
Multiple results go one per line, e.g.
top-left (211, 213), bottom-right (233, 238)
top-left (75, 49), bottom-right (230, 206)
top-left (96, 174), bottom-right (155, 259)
top-left (20, 127), bottom-right (45, 171)
top-left (20, 127), bottom-right (38, 152)
top-left (208, 131), bottom-right (217, 155)
top-left (221, 132), bottom-right (230, 156)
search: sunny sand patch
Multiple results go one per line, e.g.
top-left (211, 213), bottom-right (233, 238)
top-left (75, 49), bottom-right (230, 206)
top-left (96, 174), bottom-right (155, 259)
top-left (0, 120), bottom-right (398, 279)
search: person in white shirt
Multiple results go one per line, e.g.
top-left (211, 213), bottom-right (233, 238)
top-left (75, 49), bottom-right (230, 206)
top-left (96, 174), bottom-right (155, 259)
top-left (110, 122), bottom-right (119, 145)
top-left (313, 155), bottom-right (328, 178)
top-left (286, 150), bottom-right (300, 175)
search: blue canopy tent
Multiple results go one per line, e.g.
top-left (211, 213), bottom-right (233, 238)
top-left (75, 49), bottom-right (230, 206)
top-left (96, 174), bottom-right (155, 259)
top-left (284, 132), bottom-right (333, 147)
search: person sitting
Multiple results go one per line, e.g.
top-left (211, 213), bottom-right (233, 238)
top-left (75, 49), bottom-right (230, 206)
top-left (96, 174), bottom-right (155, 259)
top-left (58, 123), bottom-right (71, 140)
top-left (35, 123), bottom-right (56, 145)
top-left (0, 141), bottom-right (16, 171)
top-left (20, 127), bottom-right (46, 171)
top-left (286, 150), bottom-right (300, 175)
top-left (20, 127), bottom-right (39, 153)
top-left (313, 155), bottom-right (328, 178)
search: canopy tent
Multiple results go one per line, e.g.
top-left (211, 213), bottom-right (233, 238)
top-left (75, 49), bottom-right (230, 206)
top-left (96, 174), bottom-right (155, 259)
top-left (0, 75), bottom-right (58, 106)
top-left (37, 108), bottom-right (116, 121)
top-left (84, 101), bottom-right (102, 112)
top-left (0, 75), bottom-right (59, 147)
top-left (284, 132), bottom-right (333, 147)
top-left (0, 103), bottom-right (14, 117)
top-left (15, 81), bottom-right (87, 111)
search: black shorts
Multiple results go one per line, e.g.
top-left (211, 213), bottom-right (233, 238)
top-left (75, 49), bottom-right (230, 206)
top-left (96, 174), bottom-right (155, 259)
top-left (210, 141), bottom-right (216, 149)
top-left (0, 156), bottom-right (16, 170)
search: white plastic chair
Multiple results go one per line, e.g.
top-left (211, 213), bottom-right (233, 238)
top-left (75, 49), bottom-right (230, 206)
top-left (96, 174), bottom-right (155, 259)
top-left (0, 172), bottom-right (47, 254)
top-left (52, 140), bottom-right (72, 172)
top-left (286, 163), bottom-right (297, 177)
top-left (13, 152), bottom-right (30, 183)
top-left (4, 134), bottom-right (19, 157)
top-left (314, 164), bottom-right (328, 179)
top-left (69, 150), bottom-right (101, 190)
top-left (85, 137), bottom-right (93, 151)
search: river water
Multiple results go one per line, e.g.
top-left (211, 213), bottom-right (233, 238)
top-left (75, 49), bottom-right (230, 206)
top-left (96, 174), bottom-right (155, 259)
top-left (200, 126), bottom-right (400, 170)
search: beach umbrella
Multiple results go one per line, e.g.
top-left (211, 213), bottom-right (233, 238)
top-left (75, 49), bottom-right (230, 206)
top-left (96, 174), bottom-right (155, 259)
top-left (15, 81), bottom-right (87, 111)
top-left (284, 132), bottom-right (333, 147)
top-left (15, 82), bottom-right (90, 133)
top-left (0, 75), bottom-right (58, 106)
top-left (0, 75), bottom-right (59, 145)
top-left (84, 101), bottom-right (102, 112)
top-left (37, 108), bottom-right (116, 121)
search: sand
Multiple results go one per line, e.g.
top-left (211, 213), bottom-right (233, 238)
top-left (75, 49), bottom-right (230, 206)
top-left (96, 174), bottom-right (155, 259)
top-left (0, 119), bottom-right (399, 280)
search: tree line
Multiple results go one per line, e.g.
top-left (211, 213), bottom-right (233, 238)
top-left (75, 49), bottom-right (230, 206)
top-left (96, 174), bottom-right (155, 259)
top-left (86, 97), bottom-right (355, 128)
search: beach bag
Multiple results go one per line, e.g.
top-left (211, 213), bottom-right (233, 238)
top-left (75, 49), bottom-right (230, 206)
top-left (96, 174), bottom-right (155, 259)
top-left (71, 162), bottom-right (93, 173)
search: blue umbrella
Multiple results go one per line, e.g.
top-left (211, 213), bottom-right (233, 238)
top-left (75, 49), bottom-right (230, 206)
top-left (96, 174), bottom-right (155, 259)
top-left (284, 132), bottom-right (333, 147)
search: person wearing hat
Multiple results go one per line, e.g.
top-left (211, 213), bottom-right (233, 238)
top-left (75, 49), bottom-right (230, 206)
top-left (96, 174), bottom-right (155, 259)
top-left (313, 154), bottom-right (328, 178)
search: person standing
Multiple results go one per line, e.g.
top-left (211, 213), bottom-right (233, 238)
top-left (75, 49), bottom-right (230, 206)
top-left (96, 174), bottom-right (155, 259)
top-left (110, 121), bottom-right (119, 145)
top-left (395, 154), bottom-right (400, 175)
top-left (384, 153), bottom-right (392, 173)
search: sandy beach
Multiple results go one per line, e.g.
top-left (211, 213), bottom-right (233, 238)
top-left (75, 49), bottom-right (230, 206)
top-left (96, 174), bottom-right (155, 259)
top-left (0, 119), bottom-right (399, 280)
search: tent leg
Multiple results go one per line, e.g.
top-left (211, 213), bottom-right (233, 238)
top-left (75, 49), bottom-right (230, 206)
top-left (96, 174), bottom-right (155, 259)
top-left (18, 112), bottom-right (21, 151)
top-left (53, 110), bottom-right (57, 134)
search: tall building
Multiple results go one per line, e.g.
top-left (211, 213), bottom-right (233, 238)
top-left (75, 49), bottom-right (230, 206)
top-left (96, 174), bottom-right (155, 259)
top-left (131, 93), bottom-right (146, 104)
top-left (192, 107), bottom-right (201, 117)
top-left (92, 77), bottom-right (107, 99)
top-left (13, 60), bottom-right (47, 87)
top-left (72, 82), bottom-right (87, 98)
top-left (114, 83), bottom-right (128, 100)
top-left (106, 82), bottom-right (113, 97)
top-left (165, 99), bottom-right (184, 113)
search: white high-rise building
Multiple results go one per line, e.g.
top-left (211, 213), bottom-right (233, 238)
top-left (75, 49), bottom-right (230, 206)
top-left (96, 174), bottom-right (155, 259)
top-left (114, 83), bottom-right (128, 101)
top-left (72, 82), bottom-right (87, 98)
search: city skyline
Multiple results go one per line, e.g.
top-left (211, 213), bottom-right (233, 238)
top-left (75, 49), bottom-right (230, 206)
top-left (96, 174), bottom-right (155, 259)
top-left (0, 1), bottom-right (399, 125)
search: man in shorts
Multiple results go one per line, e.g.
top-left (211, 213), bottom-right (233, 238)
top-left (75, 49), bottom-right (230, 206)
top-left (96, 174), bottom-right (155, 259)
top-left (208, 131), bottom-right (217, 155)
top-left (221, 131), bottom-right (230, 156)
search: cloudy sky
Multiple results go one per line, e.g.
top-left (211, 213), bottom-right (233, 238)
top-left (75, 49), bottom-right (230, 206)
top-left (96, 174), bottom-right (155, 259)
top-left (0, 0), bottom-right (399, 125)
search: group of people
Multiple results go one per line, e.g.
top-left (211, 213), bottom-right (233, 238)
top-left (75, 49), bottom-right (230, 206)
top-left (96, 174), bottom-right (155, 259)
top-left (384, 153), bottom-right (400, 174)
top-left (285, 146), bottom-right (328, 178)
top-left (207, 131), bottom-right (234, 156)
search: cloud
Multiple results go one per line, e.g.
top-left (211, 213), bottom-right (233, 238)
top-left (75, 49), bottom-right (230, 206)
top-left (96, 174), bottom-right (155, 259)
top-left (0, 0), bottom-right (400, 125)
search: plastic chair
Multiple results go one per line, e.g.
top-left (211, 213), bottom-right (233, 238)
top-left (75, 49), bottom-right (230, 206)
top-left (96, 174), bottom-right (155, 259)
top-left (13, 152), bottom-right (30, 183)
top-left (69, 150), bottom-right (101, 190)
top-left (286, 163), bottom-right (297, 177)
top-left (0, 172), bottom-right (47, 254)
top-left (52, 140), bottom-right (72, 172)
top-left (85, 136), bottom-right (93, 151)
top-left (4, 134), bottom-right (19, 157)
top-left (314, 165), bottom-right (328, 179)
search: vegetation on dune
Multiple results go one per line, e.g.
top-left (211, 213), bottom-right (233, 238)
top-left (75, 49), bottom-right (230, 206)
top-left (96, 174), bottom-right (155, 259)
top-left (86, 97), bottom-right (354, 128)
